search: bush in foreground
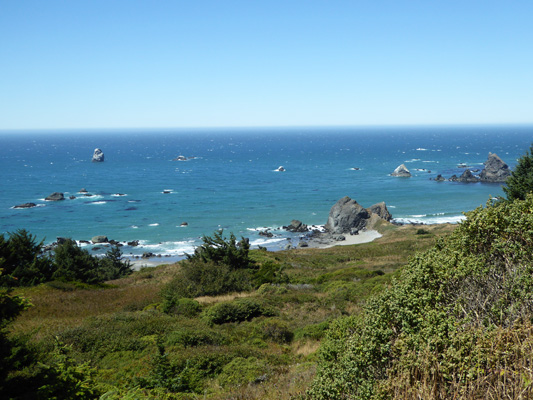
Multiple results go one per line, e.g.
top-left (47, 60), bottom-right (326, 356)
top-left (309, 194), bottom-right (533, 399)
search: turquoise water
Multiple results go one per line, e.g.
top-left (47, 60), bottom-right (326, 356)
top-left (1, 125), bottom-right (531, 259)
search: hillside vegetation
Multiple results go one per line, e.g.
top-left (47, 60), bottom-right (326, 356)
top-left (2, 223), bottom-right (452, 399)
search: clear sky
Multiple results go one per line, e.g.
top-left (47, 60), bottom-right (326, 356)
top-left (1, 1), bottom-right (532, 130)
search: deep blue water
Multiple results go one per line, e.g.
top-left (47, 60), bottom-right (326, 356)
top-left (1, 125), bottom-right (531, 260)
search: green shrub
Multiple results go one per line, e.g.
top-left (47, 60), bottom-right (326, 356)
top-left (166, 328), bottom-right (225, 348)
top-left (161, 297), bottom-right (201, 317)
top-left (203, 298), bottom-right (275, 325)
top-left (259, 318), bottom-right (293, 344)
top-left (294, 321), bottom-right (330, 341)
top-left (309, 193), bottom-right (533, 399)
top-left (217, 357), bottom-right (269, 388)
top-left (163, 231), bottom-right (260, 299)
top-left (253, 261), bottom-right (289, 286)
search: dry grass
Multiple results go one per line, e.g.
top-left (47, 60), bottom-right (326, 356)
top-left (12, 279), bottom-right (162, 340)
top-left (195, 292), bottom-right (255, 305)
top-left (384, 323), bottom-right (533, 400)
top-left (208, 363), bottom-right (316, 400)
top-left (292, 340), bottom-right (321, 357)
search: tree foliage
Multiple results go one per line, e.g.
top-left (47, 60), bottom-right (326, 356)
top-left (186, 229), bottom-right (253, 270)
top-left (164, 231), bottom-right (258, 299)
top-left (503, 144), bottom-right (533, 201)
top-left (309, 193), bottom-right (533, 399)
top-left (0, 230), bottom-right (132, 287)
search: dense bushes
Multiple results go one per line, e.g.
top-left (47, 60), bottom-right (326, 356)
top-left (202, 298), bottom-right (275, 325)
top-left (163, 231), bottom-right (287, 303)
top-left (0, 230), bottom-right (132, 286)
top-left (309, 194), bottom-right (533, 399)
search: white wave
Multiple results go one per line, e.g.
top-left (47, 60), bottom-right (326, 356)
top-left (148, 223), bottom-right (159, 226)
top-left (250, 237), bottom-right (286, 247)
top-left (388, 205), bottom-right (396, 208)
top-left (393, 215), bottom-right (466, 225)
top-left (131, 225), bottom-right (139, 229)
top-left (405, 158), bottom-right (421, 162)
top-left (422, 160), bottom-right (438, 163)
top-left (416, 148), bottom-right (428, 151)
top-left (411, 214), bottom-right (427, 218)
top-left (111, 193), bottom-right (127, 197)
top-left (247, 226), bottom-right (275, 232)
top-left (88, 201), bottom-right (107, 205)
top-left (136, 240), bottom-right (197, 256)
top-left (82, 194), bottom-right (104, 199)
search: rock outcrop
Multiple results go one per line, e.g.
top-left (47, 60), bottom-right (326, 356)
top-left (325, 196), bottom-right (370, 234)
top-left (458, 169), bottom-right (479, 183)
top-left (325, 197), bottom-right (393, 235)
top-left (45, 192), bottom-right (65, 201)
top-left (285, 220), bottom-right (309, 232)
top-left (391, 164), bottom-right (411, 177)
top-left (479, 153), bottom-right (511, 182)
top-left (366, 202), bottom-right (392, 221)
top-left (92, 148), bottom-right (105, 162)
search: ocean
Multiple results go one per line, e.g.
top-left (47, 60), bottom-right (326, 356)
top-left (1, 125), bottom-right (531, 261)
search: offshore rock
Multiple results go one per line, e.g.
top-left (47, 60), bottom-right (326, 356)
top-left (14, 202), bottom-right (37, 209)
top-left (367, 202), bottom-right (392, 222)
top-left (91, 235), bottom-right (109, 244)
top-left (391, 164), bottom-right (411, 177)
top-left (458, 169), bottom-right (479, 183)
top-left (325, 196), bottom-right (370, 234)
top-left (45, 192), bottom-right (65, 201)
top-left (435, 174), bottom-right (446, 182)
top-left (479, 153), bottom-right (511, 182)
top-left (92, 148), bottom-right (105, 162)
top-left (285, 220), bottom-right (308, 232)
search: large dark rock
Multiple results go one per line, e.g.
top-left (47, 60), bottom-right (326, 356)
top-left (479, 153), bottom-right (511, 182)
top-left (458, 169), bottom-right (480, 183)
top-left (367, 202), bottom-right (392, 221)
top-left (325, 196), bottom-right (370, 234)
top-left (14, 202), bottom-right (37, 209)
top-left (285, 220), bottom-right (308, 232)
top-left (391, 164), bottom-right (411, 177)
top-left (91, 235), bottom-right (109, 244)
top-left (45, 192), bottom-right (65, 201)
top-left (92, 148), bottom-right (105, 162)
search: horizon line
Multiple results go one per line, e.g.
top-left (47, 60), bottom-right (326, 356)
top-left (1, 122), bottom-right (533, 133)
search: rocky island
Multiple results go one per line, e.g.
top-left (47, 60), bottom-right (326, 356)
top-left (92, 148), bottom-right (105, 162)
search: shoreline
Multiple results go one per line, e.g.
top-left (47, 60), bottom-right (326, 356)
top-left (128, 228), bottom-right (384, 270)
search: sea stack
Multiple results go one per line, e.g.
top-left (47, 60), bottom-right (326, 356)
top-left (479, 153), bottom-right (511, 182)
top-left (92, 148), bottom-right (105, 162)
top-left (45, 192), bottom-right (65, 201)
top-left (391, 164), bottom-right (411, 177)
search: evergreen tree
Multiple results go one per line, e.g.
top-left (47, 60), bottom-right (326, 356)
top-left (503, 144), bottom-right (533, 201)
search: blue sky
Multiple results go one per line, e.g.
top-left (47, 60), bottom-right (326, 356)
top-left (1, 1), bottom-right (532, 129)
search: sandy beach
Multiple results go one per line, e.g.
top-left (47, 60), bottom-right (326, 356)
top-left (306, 229), bottom-right (383, 249)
